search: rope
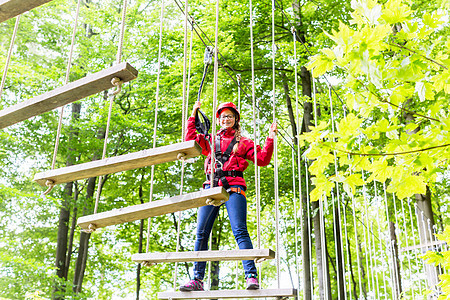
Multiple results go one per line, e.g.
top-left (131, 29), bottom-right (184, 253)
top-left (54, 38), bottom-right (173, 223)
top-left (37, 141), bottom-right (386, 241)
top-left (291, 148), bottom-right (300, 295)
top-left (249, 0), bottom-right (260, 251)
top-left (42, 0), bottom-right (83, 197)
top-left (172, 159), bottom-right (186, 288)
top-left (292, 27), bottom-right (305, 298)
top-left (145, 0), bottom-right (165, 254)
top-left (173, 0), bottom-right (190, 287)
top-left (116, 0), bottom-right (128, 65)
top-left (209, 0), bottom-right (220, 196)
top-left (327, 82), bottom-right (347, 299)
top-left (374, 181), bottom-right (389, 298)
top-left (181, 0), bottom-right (189, 140)
top-left (93, 0), bottom-right (128, 215)
top-left (171, 0), bottom-right (296, 150)
top-left (270, 0), bottom-right (281, 288)
top-left (0, 15), bottom-right (21, 101)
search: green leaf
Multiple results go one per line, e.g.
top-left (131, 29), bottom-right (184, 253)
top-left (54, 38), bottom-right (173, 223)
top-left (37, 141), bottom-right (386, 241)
top-left (387, 174), bottom-right (427, 199)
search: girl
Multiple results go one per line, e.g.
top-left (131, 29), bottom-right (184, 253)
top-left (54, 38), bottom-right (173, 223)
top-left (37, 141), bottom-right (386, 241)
top-left (180, 101), bottom-right (277, 291)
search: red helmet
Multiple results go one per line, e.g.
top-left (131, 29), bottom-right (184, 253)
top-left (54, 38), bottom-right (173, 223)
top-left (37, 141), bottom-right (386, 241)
top-left (216, 102), bottom-right (240, 122)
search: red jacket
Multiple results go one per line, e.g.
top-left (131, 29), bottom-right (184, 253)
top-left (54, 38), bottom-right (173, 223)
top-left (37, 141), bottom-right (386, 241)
top-left (185, 116), bottom-right (274, 189)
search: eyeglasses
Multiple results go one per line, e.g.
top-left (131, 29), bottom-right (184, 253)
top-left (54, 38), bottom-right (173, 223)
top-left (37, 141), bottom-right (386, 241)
top-left (220, 114), bottom-right (235, 120)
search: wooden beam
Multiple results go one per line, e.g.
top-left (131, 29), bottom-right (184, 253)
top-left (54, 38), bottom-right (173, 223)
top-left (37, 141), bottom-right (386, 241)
top-left (0, 62), bottom-right (138, 129)
top-left (400, 240), bottom-right (446, 252)
top-left (77, 187), bottom-right (228, 230)
top-left (132, 249), bottom-right (275, 264)
top-left (34, 140), bottom-right (201, 186)
top-left (158, 289), bottom-right (298, 299)
top-left (0, 0), bottom-right (55, 23)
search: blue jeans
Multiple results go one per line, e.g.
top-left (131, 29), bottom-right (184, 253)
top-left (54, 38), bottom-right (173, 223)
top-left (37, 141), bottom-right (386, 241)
top-left (193, 185), bottom-right (257, 280)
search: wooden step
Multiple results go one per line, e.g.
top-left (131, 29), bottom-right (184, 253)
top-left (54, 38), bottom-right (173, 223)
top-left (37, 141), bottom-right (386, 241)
top-left (0, 62), bottom-right (138, 129)
top-left (77, 187), bottom-right (228, 230)
top-left (34, 140), bottom-right (201, 186)
top-left (132, 249), bottom-right (275, 264)
top-left (158, 289), bottom-right (298, 299)
top-left (0, 0), bottom-right (55, 23)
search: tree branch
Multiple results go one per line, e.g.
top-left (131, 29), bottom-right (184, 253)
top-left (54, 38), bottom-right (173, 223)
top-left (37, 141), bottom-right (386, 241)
top-left (388, 42), bottom-right (448, 70)
top-left (334, 143), bottom-right (450, 157)
top-left (356, 79), bottom-right (440, 123)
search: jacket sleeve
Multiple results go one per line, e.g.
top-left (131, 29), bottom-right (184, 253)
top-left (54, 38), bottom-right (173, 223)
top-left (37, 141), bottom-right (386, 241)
top-left (244, 137), bottom-right (274, 167)
top-left (185, 116), bottom-right (210, 156)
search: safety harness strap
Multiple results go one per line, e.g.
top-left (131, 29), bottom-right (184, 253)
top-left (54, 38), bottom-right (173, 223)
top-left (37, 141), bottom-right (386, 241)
top-left (213, 135), bottom-right (238, 192)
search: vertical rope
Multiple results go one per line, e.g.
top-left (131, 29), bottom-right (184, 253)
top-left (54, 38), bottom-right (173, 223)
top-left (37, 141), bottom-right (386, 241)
top-left (173, 0), bottom-right (190, 287)
top-left (181, 0), bottom-right (189, 139)
top-left (292, 27), bottom-right (303, 299)
top-left (291, 146), bottom-right (300, 296)
top-left (0, 15), bottom-right (21, 100)
top-left (115, 0), bottom-right (128, 65)
top-left (50, 0), bottom-right (82, 171)
top-left (361, 170), bottom-right (375, 296)
top-left (304, 160), bottom-right (314, 296)
top-left (93, 0), bottom-right (128, 214)
top-left (209, 0), bottom-right (220, 191)
top-left (173, 161), bottom-right (186, 288)
top-left (327, 83), bottom-right (347, 299)
top-left (145, 0), bottom-right (165, 253)
top-left (249, 0), bottom-right (260, 251)
top-left (270, 0), bottom-right (281, 288)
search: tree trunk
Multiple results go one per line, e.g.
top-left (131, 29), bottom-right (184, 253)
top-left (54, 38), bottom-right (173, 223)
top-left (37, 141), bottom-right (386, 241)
top-left (389, 222), bottom-right (402, 299)
top-left (72, 175), bottom-right (96, 294)
top-left (312, 201), bottom-right (332, 300)
top-left (281, 72), bottom-right (298, 146)
top-left (403, 105), bottom-right (439, 289)
top-left (347, 234), bottom-right (358, 300)
top-left (53, 102), bottom-right (81, 299)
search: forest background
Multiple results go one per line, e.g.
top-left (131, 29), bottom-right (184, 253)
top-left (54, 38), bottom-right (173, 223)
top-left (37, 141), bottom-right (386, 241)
top-left (0, 0), bottom-right (449, 299)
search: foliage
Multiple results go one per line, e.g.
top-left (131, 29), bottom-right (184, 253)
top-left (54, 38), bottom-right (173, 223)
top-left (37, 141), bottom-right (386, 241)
top-left (306, 0), bottom-right (450, 201)
top-left (422, 225), bottom-right (450, 298)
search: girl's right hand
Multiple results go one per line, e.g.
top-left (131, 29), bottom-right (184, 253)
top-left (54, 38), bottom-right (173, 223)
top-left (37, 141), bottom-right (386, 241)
top-left (191, 101), bottom-right (201, 117)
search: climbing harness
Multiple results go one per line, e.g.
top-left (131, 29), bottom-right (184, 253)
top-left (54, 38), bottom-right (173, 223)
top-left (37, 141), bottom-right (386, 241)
top-left (211, 134), bottom-right (244, 196)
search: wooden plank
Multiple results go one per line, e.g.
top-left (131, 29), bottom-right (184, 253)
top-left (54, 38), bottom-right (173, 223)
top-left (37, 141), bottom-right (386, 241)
top-left (77, 187), bottom-right (228, 230)
top-left (0, 0), bottom-right (55, 23)
top-left (400, 240), bottom-right (446, 252)
top-left (158, 289), bottom-right (298, 299)
top-left (132, 249), bottom-right (275, 264)
top-left (0, 62), bottom-right (138, 129)
top-left (34, 140), bottom-right (201, 186)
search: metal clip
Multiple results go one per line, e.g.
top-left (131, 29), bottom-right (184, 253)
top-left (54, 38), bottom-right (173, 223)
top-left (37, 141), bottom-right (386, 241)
top-left (204, 46), bottom-right (214, 65)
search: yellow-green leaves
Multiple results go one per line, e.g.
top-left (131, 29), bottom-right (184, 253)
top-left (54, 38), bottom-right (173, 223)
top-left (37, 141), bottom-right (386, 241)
top-left (381, 0), bottom-right (412, 24)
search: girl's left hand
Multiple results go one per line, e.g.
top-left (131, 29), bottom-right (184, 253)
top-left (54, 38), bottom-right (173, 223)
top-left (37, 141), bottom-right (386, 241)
top-left (269, 122), bottom-right (278, 139)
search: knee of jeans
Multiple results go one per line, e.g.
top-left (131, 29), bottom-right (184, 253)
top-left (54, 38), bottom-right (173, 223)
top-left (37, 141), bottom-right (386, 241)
top-left (196, 229), bottom-right (209, 243)
top-left (232, 226), bottom-right (250, 240)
